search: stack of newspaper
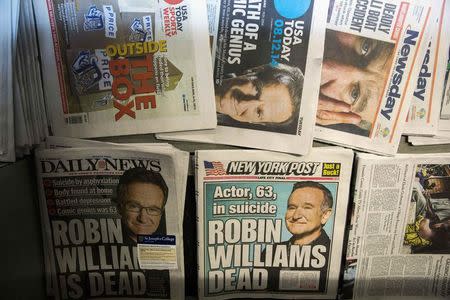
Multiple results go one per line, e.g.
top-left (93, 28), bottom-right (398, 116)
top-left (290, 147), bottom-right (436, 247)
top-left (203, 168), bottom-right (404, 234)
top-left (33, 0), bottom-right (216, 138)
top-left (404, 0), bottom-right (450, 146)
top-left (0, 0), bottom-right (48, 163)
top-left (196, 148), bottom-right (353, 299)
top-left (157, 0), bottom-right (443, 156)
top-left (344, 153), bottom-right (450, 299)
top-left (0, 0), bottom-right (18, 162)
top-left (35, 137), bottom-right (188, 299)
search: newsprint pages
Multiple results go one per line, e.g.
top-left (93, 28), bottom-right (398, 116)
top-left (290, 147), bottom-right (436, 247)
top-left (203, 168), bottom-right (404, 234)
top-left (344, 153), bottom-right (450, 299)
top-left (33, 0), bottom-right (216, 138)
top-left (438, 0), bottom-right (450, 132)
top-left (196, 148), bottom-right (353, 299)
top-left (158, 0), bottom-right (328, 155)
top-left (35, 147), bottom-right (185, 299)
top-left (314, 0), bottom-right (431, 155)
top-left (404, 0), bottom-right (448, 136)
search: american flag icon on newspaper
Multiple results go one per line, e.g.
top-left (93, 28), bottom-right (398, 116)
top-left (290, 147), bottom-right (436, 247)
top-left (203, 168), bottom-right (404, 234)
top-left (204, 161), bottom-right (226, 176)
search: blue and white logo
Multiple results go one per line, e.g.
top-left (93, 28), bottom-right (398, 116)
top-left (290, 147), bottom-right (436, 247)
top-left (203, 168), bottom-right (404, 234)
top-left (84, 5), bottom-right (104, 31)
top-left (274, 0), bottom-right (311, 19)
top-left (129, 18), bottom-right (147, 42)
top-left (72, 51), bottom-right (95, 74)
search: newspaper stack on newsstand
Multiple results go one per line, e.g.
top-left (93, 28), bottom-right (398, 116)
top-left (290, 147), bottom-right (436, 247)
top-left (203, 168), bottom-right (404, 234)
top-left (33, 0), bottom-right (216, 138)
top-left (1, 0), bottom-right (48, 162)
top-left (196, 148), bottom-right (353, 299)
top-left (407, 0), bottom-right (450, 146)
top-left (158, 0), bottom-right (329, 155)
top-left (343, 153), bottom-right (450, 299)
top-left (35, 137), bottom-right (188, 299)
top-left (314, 0), bottom-right (432, 155)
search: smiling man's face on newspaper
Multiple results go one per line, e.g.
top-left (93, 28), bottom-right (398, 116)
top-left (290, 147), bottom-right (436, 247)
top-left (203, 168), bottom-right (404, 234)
top-left (285, 187), bottom-right (331, 244)
top-left (122, 182), bottom-right (165, 238)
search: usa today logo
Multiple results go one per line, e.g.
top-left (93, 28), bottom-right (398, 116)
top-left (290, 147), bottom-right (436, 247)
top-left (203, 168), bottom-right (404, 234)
top-left (274, 0), bottom-right (311, 19)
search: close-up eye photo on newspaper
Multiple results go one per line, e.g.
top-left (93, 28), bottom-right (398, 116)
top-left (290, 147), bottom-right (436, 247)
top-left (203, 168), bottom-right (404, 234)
top-left (1, 0), bottom-right (450, 300)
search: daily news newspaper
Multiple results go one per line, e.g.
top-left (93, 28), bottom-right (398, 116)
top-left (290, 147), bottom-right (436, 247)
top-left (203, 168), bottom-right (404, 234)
top-left (196, 148), bottom-right (353, 299)
top-left (158, 0), bottom-right (329, 155)
top-left (35, 145), bottom-right (186, 299)
top-left (344, 153), bottom-right (450, 299)
top-left (314, 0), bottom-right (431, 155)
top-left (33, 0), bottom-right (216, 138)
top-left (404, 0), bottom-right (448, 136)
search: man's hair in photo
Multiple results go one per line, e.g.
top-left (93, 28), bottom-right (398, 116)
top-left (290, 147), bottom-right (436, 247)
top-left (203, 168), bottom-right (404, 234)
top-left (217, 63), bottom-right (304, 128)
top-left (291, 181), bottom-right (333, 211)
top-left (116, 167), bottom-right (168, 206)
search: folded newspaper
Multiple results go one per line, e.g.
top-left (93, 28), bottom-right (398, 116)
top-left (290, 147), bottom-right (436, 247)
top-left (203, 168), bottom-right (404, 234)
top-left (35, 139), bottom-right (188, 299)
top-left (314, 0), bottom-right (432, 155)
top-left (438, 0), bottom-right (450, 132)
top-left (157, 0), bottom-right (329, 155)
top-left (196, 148), bottom-right (353, 299)
top-left (344, 153), bottom-right (450, 299)
top-left (33, 0), bottom-right (216, 138)
top-left (403, 0), bottom-right (448, 136)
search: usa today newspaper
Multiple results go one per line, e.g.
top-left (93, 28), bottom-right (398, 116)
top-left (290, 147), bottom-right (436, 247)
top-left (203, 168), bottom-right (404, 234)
top-left (33, 0), bottom-right (216, 138)
top-left (314, 0), bottom-right (432, 155)
top-left (35, 145), bottom-right (187, 299)
top-left (195, 148), bottom-right (353, 299)
top-left (158, 0), bottom-right (328, 155)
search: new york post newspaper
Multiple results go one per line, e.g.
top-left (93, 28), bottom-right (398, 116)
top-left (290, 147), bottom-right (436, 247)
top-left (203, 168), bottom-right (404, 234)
top-left (196, 148), bottom-right (353, 299)
top-left (314, 0), bottom-right (432, 155)
top-left (35, 147), bottom-right (185, 299)
top-left (344, 153), bottom-right (450, 299)
top-left (33, 0), bottom-right (216, 138)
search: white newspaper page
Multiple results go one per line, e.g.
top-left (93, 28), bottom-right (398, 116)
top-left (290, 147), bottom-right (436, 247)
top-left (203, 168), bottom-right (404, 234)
top-left (408, 135), bottom-right (450, 146)
top-left (33, 0), bottom-right (216, 138)
top-left (439, 1), bottom-right (450, 131)
top-left (158, 0), bottom-right (329, 155)
top-left (196, 148), bottom-right (353, 299)
top-left (314, 0), bottom-right (431, 155)
top-left (404, 0), bottom-right (447, 136)
top-left (346, 153), bottom-right (450, 299)
top-left (35, 147), bottom-right (185, 299)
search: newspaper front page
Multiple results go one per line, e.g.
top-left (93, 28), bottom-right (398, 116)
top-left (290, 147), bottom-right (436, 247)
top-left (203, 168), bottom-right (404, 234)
top-left (158, 0), bottom-right (329, 155)
top-left (403, 0), bottom-right (447, 136)
top-left (196, 148), bottom-right (353, 299)
top-left (35, 146), bottom-right (185, 299)
top-left (314, 0), bottom-right (431, 155)
top-left (439, 0), bottom-right (450, 131)
top-left (33, 0), bottom-right (216, 138)
top-left (345, 153), bottom-right (450, 299)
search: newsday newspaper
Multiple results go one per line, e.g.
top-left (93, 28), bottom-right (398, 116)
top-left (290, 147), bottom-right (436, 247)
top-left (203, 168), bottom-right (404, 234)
top-left (404, 0), bottom-right (448, 136)
top-left (196, 148), bottom-right (353, 299)
top-left (33, 0), bottom-right (216, 138)
top-left (314, 0), bottom-right (432, 155)
top-left (158, 0), bottom-right (328, 155)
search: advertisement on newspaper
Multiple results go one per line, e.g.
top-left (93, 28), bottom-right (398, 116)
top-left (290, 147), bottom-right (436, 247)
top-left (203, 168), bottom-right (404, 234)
top-left (34, 0), bottom-right (215, 137)
top-left (196, 149), bottom-right (353, 299)
top-left (158, 0), bottom-right (329, 155)
top-left (404, 0), bottom-right (447, 136)
top-left (346, 154), bottom-right (450, 299)
top-left (35, 148), bottom-right (184, 299)
top-left (314, 0), bottom-right (432, 155)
